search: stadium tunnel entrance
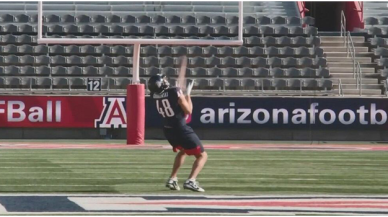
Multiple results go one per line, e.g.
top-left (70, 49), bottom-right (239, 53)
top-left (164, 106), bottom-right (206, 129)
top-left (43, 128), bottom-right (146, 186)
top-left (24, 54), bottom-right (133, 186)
top-left (305, 2), bottom-right (345, 31)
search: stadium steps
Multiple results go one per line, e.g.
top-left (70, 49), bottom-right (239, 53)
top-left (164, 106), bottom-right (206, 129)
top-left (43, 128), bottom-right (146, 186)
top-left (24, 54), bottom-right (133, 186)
top-left (320, 36), bottom-right (367, 47)
top-left (321, 47), bottom-right (368, 52)
top-left (340, 89), bottom-right (382, 95)
top-left (330, 67), bottom-right (377, 79)
top-left (327, 62), bottom-right (376, 67)
top-left (331, 78), bottom-right (377, 84)
top-left (320, 36), bottom-right (365, 42)
top-left (330, 72), bottom-right (377, 78)
top-left (333, 84), bottom-right (382, 90)
top-left (321, 35), bottom-right (381, 96)
top-left (325, 52), bottom-right (373, 57)
top-left (326, 57), bottom-right (371, 63)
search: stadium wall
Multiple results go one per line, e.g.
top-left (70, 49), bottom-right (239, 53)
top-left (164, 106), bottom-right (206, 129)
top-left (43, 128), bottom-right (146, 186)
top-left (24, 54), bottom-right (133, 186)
top-left (0, 95), bottom-right (388, 141)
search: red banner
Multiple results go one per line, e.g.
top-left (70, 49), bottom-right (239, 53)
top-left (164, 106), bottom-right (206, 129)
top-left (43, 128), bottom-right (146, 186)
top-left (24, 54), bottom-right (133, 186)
top-left (0, 96), bottom-right (127, 128)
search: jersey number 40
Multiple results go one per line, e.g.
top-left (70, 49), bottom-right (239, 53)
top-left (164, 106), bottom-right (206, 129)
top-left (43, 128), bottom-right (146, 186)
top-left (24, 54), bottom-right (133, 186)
top-left (156, 99), bottom-right (175, 117)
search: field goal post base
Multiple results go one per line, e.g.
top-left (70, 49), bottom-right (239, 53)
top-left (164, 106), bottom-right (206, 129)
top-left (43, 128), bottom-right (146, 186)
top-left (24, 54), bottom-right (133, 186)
top-left (127, 84), bottom-right (145, 145)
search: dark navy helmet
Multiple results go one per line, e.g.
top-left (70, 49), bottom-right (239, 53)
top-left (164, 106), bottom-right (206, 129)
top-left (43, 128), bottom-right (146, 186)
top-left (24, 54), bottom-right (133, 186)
top-left (148, 74), bottom-right (170, 93)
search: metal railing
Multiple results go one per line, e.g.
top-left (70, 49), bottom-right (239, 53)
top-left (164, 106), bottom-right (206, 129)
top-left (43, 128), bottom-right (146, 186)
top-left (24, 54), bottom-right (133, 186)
top-left (341, 10), bottom-right (364, 96)
top-left (356, 61), bottom-right (362, 95)
top-left (346, 31), bottom-right (357, 78)
top-left (348, 32), bottom-right (363, 95)
top-left (338, 79), bottom-right (343, 96)
top-left (346, 32), bottom-right (363, 95)
top-left (341, 11), bottom-right (346, 38)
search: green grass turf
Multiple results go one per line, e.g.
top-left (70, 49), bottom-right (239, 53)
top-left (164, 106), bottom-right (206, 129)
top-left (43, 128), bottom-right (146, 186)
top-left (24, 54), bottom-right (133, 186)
top-left (0, 148), bottom-right (387, 195)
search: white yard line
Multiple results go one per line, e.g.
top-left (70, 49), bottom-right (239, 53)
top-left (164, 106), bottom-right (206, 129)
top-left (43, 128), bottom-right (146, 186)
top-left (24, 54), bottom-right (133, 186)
top-left (0, 204), bottom-right (7, 214)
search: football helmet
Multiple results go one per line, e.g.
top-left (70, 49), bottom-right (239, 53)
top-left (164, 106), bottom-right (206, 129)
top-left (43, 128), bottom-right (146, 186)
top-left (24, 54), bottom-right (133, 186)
top-left (148, 74), bottom-right (170, 93)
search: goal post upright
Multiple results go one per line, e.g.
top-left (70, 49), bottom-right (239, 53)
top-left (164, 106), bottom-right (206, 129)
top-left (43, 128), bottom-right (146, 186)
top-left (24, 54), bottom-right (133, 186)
top-left (132, 44), bottom-right (141, 84)
top-left (37, 1), bottom-right (243, 145)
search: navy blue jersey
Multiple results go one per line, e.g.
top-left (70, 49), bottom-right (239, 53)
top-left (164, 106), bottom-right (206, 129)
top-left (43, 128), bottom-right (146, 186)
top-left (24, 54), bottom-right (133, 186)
top-left (151, 87), bottom-right (186, 128)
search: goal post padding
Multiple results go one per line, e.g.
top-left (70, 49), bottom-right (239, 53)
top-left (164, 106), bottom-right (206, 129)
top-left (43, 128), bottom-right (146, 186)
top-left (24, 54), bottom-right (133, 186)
top-left (126, 84), bottom-right (145, 145)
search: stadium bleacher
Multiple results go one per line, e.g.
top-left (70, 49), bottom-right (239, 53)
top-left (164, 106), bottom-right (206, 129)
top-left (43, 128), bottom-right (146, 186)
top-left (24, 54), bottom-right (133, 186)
top-left (360, 2), bottom-right (388, 95)
top-left (0, 1), bottom-right (337, 95)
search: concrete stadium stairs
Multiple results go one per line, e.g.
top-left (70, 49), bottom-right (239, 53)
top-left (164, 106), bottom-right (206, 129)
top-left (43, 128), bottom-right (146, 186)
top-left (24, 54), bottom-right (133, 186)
top-left (321, 36), bottom-right (382, 96)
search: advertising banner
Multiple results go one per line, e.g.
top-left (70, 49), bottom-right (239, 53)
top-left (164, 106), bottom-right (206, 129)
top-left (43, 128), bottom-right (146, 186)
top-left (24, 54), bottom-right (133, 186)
top-left (0, 95), bottom-right (388, 129)
top-left (147, 97), bottom-right (388, 129)
top-left (0, 96), bottom-right (126, 128)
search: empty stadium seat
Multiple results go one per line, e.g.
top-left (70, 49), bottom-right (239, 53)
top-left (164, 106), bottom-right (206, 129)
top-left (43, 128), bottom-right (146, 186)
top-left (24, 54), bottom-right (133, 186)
top-left (218, 46), bottom-right (234, 56)
top-left (4, 55), bottom-right (19, 64)
top-left (69, 77), bottom-right (86, 88)
top-left (114, 78), bottom-right (132, 89)
top-left (0, 77), bottom-right (5, 87)
top-left (270, 68), bottom-right (285, 77)
top-left (46, 14), bottom-right (61, 23)
top-left (18, 44), bottom-right (33, 54)
top-left (100, 77), bottom-right (115, 90)
top-left (319, 79), bottom-right (332, 89)
top-left (34, 77), bottom-right (51, 88)
top-left (100, 56), bottom-right (114, 65)
top-left (18, 35), bottom-right (34, 44)
top-left (377, 58), bottom-right (388, 67)
top-left (370, 37), bottom-right (386, 47)
top-left (273, 79), bottom-right (287, 89)
top-left (5, 66), bottom-right (19, 75)
top-left (53, 77), bottom-right (69, 88)
top-left (6, 77), bottom-right (21, 87)
top-left (85, 68), bottom-right (102, 77)
top-left (225, 78), bottom-right (241, 88)
top-left (161, 67), bottom-right (176, 76)
top-left (375, 47), bottom-right (388, 56)
top-left (115, 66), bottom-right (130, 76)
top-left (145, 67), bottom-right (160, 76)
top-left (68, 66), bottom-right (84, 75)
top-left (368, 27), bottom-right (383, 35)
top-left (20, 55), bottom-right (34, 64)
top-left (20, 66), bottom-right (35, 75)
top-left (288, 16), bottom-right (301, 25)
top-left (302, 79), bottom-right (318, 89)
top-left (20, 77), bottom-right (35, 88)
top-left (286, 68), bottom-right (301, 77)
top-left (2, 44), bottom-right (17, 54)
top-left (208, 67), bottom-right (223, 77)
top-left (52, 66), bottom-right (67, 76)
top-left (365, 17), bottom-right (379, 26)
top-left (288, 79), bottom-right (302, 89)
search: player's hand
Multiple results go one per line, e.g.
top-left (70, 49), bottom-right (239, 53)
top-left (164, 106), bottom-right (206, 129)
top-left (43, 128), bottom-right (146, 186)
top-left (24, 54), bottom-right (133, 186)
top-left (186, 81), bottom-right (194, 96)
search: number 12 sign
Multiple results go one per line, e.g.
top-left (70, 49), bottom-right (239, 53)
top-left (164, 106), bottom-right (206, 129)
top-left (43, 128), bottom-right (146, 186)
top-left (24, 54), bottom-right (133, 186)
top-left (87, 78), bottom-right (102, 91)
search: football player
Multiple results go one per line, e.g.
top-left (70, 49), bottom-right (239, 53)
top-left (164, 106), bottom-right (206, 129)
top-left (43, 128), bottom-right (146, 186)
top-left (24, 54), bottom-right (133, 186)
top-left (148, 74), bottom-right (207, 192)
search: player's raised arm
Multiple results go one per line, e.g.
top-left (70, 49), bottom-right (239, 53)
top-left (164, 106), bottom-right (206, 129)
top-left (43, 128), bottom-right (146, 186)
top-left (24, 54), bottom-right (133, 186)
top-left (178, 94), bottom-right (192, 115)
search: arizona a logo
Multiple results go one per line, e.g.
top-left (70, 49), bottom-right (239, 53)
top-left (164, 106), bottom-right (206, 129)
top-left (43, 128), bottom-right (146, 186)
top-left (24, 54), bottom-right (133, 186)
top-left (95, 97), bottom-right (126, 128)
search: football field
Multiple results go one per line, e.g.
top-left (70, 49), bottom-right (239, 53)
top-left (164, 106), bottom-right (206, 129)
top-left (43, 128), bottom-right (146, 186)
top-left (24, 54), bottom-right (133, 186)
top-left (0, 140), bottom-right (387, 215)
